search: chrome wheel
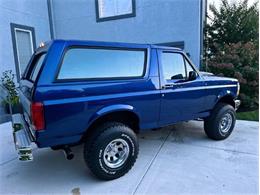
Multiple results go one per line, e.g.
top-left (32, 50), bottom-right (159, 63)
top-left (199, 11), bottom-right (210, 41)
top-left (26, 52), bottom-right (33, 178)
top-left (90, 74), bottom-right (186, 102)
top-left (103, 138), bottom-right (129, 169)
top-left (219, 113), bottom-right (233, 134)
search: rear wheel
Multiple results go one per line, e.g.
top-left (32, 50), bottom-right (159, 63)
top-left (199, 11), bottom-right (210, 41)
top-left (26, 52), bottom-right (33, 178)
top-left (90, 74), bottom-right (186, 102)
top-left (84, 122), bottom-right (139, 180)
top-left (204, 103), bottom-right (236, 140)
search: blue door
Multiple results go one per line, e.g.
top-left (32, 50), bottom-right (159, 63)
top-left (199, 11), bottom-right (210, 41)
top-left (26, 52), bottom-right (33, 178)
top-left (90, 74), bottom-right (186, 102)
top-left (158, 49), bottom-right (207, 126)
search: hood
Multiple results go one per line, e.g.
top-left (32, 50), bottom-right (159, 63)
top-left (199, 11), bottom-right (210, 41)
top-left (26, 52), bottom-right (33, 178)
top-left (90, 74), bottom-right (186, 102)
top-left (199, 71), bottom-right (214, 76)
top-left (200, 72), bottom-right (238, 85)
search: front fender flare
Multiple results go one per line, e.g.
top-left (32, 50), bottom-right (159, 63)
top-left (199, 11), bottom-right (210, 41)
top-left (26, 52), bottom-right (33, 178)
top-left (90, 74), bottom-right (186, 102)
top-left (213, 89), bottom-right (236, 108)
top-left (216, 89), bottom-right (236, 101)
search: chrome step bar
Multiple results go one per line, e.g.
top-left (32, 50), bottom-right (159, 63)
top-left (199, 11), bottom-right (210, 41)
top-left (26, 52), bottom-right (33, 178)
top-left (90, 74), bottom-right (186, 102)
top-left (12, 114), bottom-right (33, 161)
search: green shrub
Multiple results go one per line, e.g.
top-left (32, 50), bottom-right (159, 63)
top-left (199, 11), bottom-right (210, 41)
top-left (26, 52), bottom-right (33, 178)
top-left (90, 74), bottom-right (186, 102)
top-left (207, 42), bottom-right (258, 110)
top-left (1, 70), bottom-right (19, 107)
top-left (204, 0), bottom-right (258, 111)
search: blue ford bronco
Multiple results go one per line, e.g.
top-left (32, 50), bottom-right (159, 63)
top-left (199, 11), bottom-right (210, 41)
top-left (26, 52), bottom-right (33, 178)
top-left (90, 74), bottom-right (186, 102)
top-left (12, 40), bottom-right (240, 180)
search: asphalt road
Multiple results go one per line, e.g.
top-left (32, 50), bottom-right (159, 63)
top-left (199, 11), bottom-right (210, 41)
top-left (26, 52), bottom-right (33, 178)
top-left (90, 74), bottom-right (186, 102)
top-left (0, 120), bottom-right (258, 195)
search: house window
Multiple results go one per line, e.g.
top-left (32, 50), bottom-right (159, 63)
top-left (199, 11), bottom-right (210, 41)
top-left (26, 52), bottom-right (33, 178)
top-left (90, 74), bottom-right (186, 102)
top-left (96, 0), bottom-right (136, 22)
top-left (10, 23), bottom-right (36, 80)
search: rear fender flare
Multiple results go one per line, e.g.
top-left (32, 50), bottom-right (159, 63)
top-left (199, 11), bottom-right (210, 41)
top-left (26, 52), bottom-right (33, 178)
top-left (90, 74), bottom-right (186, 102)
top-left (87, 104), bottom-right (139, 128)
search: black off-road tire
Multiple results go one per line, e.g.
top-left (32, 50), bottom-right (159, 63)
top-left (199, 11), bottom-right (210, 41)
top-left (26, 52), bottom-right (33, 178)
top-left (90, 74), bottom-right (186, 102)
top-left (204, 103), bottom-right (236, 140)
top-left (84, 122), bottom-right (139, 180)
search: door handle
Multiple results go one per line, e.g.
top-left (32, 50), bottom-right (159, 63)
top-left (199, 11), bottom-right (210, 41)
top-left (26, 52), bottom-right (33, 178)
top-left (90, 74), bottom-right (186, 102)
top-left (162, 84), bottom-right (174, 89)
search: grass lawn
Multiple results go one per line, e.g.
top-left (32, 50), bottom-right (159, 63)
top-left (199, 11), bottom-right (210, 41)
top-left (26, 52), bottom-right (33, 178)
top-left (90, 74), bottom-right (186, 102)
top-left (236, 110), bottom-right (259, 121)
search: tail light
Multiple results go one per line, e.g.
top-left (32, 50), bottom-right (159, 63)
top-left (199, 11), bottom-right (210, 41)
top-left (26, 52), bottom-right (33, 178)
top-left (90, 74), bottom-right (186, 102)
top-left (31, 102), bottom-right (45, 130)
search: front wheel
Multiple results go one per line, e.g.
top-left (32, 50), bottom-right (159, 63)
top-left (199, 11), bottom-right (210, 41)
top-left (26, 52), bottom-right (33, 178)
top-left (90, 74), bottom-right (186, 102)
top-left (204, 103), bottom-right (236, 140)
top-left (84, 122), bottom-right (139, 180)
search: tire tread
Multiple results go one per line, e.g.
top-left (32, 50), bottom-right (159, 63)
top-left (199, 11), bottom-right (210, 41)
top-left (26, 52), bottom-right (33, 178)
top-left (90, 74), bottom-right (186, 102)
top-left (204, 103), bottom-right (236, 140)
top-left (84, 122), bottom-right (138, 180)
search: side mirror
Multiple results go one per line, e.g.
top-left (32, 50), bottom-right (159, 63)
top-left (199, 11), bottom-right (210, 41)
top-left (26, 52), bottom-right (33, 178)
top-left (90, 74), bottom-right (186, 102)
top-left (188, 71), bottom-right (197, 81)
top-left (171, 74), bottom-right (184, 80)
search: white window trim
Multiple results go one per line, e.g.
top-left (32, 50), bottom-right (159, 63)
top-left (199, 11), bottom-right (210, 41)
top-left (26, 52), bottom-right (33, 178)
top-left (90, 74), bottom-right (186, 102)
top-left (14, 27), bottom-right (34, 78)
top-left (96, 0), bottom-right (136, 22)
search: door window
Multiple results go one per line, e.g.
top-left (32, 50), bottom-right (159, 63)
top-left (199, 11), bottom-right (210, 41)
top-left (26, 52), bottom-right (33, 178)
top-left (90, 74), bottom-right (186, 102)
top-left (161, 52), bottom-right (186, 81)
top-left (185, 59), bottom-right (195, 77)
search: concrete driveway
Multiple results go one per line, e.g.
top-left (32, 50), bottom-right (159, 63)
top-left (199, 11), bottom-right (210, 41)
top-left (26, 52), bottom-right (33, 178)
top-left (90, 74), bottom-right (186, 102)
top-left (0, 120), bottom-right (258, 195)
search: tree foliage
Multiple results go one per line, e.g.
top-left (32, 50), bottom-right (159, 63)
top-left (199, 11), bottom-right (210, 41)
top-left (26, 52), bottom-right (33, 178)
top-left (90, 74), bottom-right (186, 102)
top-left (204, 0), bottom-right (259, 111)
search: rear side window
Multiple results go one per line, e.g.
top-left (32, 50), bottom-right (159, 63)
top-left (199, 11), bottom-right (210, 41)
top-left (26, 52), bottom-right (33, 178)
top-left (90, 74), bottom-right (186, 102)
top-left (57, 48), bottom-right (146, 80)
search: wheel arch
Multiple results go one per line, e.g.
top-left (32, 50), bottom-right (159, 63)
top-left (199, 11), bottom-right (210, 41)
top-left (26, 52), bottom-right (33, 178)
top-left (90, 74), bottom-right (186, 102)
top-left (215, 94), bottom-right (236, 109)
top-left (81, 104), bottom-right (140, 142)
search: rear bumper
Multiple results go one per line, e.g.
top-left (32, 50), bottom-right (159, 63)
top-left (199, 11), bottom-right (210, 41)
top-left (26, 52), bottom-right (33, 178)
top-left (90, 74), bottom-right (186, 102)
top-left (12, 114), bottom-right (34, 161)
top-left (235, 100), bottom-right (241, 111)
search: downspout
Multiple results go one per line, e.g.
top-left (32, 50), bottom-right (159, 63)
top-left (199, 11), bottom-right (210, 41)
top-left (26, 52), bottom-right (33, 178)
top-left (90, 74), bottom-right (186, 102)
top-left (47, 0), bottom-right (55, 39)
top-left (199, 0), bottom-right (207, 70)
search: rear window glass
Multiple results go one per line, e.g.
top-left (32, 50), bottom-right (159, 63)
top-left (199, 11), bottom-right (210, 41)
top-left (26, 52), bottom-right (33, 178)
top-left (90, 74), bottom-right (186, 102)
top-left (57, 48), bottom-right (146, 80)
top-left (29, 53), bottom-right (46, 82)
top-left (24, 53), bottom-right (46, 82)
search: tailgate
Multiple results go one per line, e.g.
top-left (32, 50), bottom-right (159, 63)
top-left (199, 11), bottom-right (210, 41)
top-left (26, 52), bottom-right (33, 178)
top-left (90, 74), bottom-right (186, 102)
top-left (19, 52), bottom-right (47, 129)
top-left (19, 79), bottom-right (33, 125)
